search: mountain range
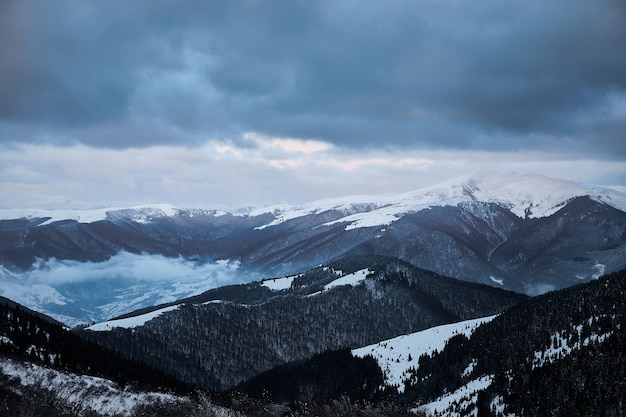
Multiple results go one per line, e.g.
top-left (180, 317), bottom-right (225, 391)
top-left (1, 171), bottom-right (625, 415)
top-left (1, 171), bottom-right (625, 325)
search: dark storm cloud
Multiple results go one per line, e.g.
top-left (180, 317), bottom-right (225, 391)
top-left (1, 0), bottom-right (625, 156)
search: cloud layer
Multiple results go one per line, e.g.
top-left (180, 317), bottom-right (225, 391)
top-left (2, 136), bottom-right (625, 210)
top-left (1, 0), bottom-right (625, 155)
top-left (1, 0), bottom-right (624, 209)
top-left (0, 252), bottom-right (257, 325)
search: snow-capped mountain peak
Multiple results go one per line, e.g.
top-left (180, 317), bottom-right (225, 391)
top-left (274, 171), bottom-right (626, 231)
top-left (450, 171), bottom-right (599, 218)
top-left (384, 171), bottom-right (626, 218)
top-left (453, 171), bottom-right (626, 218)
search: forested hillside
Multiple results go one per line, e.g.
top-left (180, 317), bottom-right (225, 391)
top-left (400, 268), bottom-right (626, 416)
top-left (2, 266), bottom-right (624, 416)
top-left (81, 257), bottom-right (525, 391)
top-left (235, 349), bottom-right (389, 404)
top-left (0, 297), bottom-right (188, 393)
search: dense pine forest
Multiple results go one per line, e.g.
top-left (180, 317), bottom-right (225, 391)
top-left (401, 268), bottom-right (626, 416)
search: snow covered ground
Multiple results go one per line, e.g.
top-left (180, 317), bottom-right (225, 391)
top-left (0, 204), bottom-right (182, 226)
top-left (352, 315), bottom-right (496, 392)
top-left (0, 358), bottom-right (183, 416)
top-left (532, 319), bottom-right (615, 369)
top-left (324, 268), bottom-right (372, 290)
top-left (415, 375), bottom-right (494, 417)
top-left (258, 172), bottom-right (626, 231)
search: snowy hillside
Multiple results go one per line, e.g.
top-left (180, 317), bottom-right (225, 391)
top-left (352, 315), bottom-right (496, 392)
top-left (0, 358), bottom-right (183, 416)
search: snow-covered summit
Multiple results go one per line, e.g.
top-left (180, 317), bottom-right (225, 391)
top-left (254, 172), bottom-right (626, 230)
top-left (448, 171), bottom-right (626, 218)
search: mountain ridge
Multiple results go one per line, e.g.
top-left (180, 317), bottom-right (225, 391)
top-left (2, 172), bottom-right (624, 228)
top-left (80, 256), bottom-right (526, 391)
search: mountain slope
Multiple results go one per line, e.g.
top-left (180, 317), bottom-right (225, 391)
top-left (398, 268), bottom-right (626, 416)
top-left (234, 349), bottom-right (387, 404)
top-left (80, 257), bottom-right (526, 391)
top-left (227, 269), bottom-right (626, 416)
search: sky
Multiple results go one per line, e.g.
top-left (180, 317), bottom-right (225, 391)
top-left (1, 0), bottom-right (625, 210)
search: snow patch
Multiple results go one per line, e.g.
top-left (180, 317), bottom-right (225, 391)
top-left (200, 300), bottom-right (225, 305)
top-left (86, 305), bottom-right (180, 331)
top-left (532, 321), bottom-right (614, 369)
top-left (462, 359), bottom-right (478, 377)
top-left (250, 196), bottom-right (383, 230)
top-left (489, 276), bottom-right (504, 286)
top-left (592, 263), bottom-right (606, 279)
top-left (324, 268), bottom-right (372, 290)
top-left (0, 335), bottom-right (14, 346)
top-left (304, 268), bottom-right (370, 298)
top-left (261, 274), bottom-right (301, 291)
top-left (490, 395), bottom-right (517, 417)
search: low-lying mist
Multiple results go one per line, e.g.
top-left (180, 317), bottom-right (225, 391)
top-left (0, 252), bottom-right (261, 327)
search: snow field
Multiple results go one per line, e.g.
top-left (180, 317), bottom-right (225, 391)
top-left (323, 268), bottom-right (372, 290)
top-left (258, 172), bottom-right (626, 231)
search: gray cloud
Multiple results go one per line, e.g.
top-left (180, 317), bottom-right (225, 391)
top-left (1, 0), bottom-right (625, 157)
